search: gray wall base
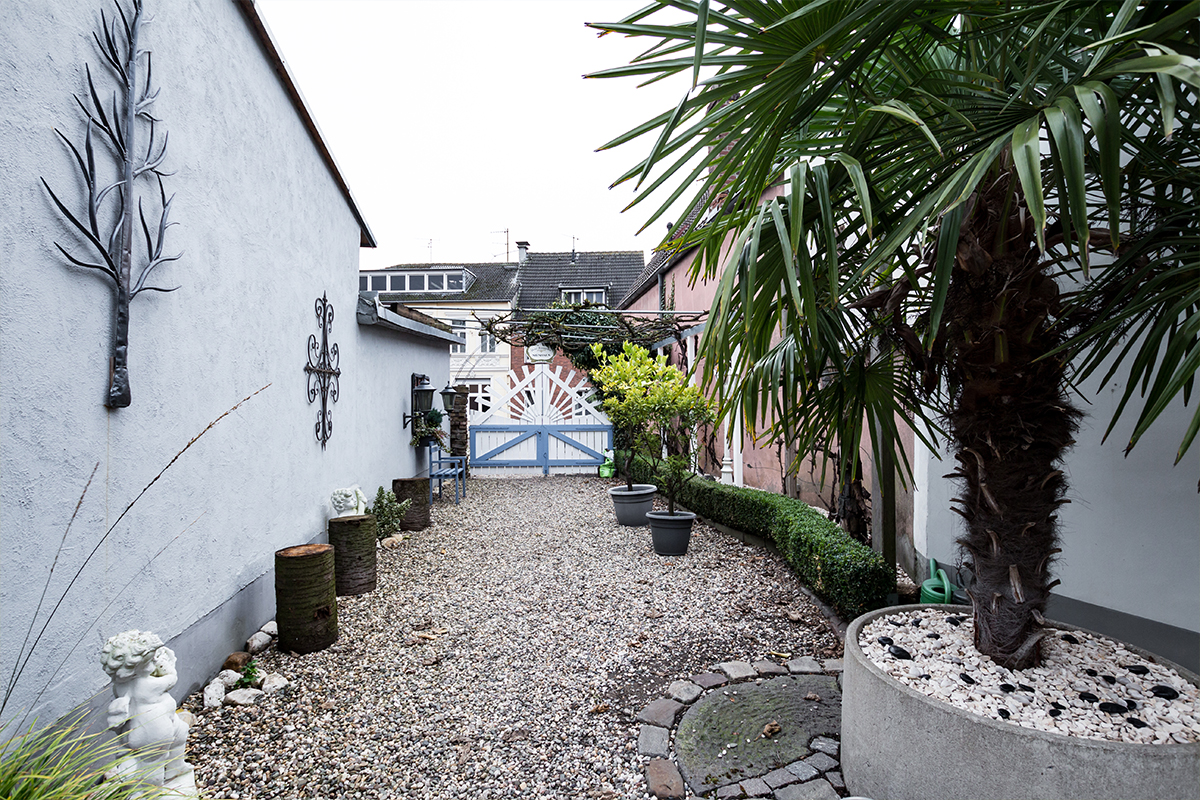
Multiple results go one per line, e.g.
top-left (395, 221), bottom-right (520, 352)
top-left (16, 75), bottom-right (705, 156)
top-left (1047, 594), bottom-right (1199, 673)
top-left (166, 530), bottom-right (327, 704)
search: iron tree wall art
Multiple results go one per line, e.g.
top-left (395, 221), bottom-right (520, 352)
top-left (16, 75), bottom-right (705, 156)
top-left (42, 0), bottom-right (180, 408)
top-left (304, 293), bottom-right (341, 450)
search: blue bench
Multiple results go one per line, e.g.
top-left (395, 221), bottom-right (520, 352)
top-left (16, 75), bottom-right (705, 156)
top-left (428, 444), bottom-right (467, 505)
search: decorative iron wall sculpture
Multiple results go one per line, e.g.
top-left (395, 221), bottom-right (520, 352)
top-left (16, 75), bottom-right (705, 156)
top-left (42, 0), bottom-right (181, 408)
top-left (304, 293), bottom-right (340, 449)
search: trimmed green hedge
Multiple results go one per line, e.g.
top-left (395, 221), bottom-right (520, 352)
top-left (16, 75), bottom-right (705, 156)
top-left (627, 456), bottom-right (892, 620)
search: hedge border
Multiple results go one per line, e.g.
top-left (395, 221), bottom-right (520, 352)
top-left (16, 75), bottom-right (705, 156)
top-left (627, 457), bottom-right (893, 619)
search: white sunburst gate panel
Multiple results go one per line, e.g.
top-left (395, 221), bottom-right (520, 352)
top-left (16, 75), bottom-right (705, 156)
top-left (469, 364), bottom-right (612, 476)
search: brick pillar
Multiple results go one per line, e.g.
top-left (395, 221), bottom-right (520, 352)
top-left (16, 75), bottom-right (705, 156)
top-left (450, 385), bottom-right (469, 477)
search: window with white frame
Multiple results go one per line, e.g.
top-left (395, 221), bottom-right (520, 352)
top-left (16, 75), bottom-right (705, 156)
top-left (450, 320), bottom-right (467, 353)
top-left (561, 288), bottom-right (606, 306)
top-left (479, 330), bottom-right (497, 353)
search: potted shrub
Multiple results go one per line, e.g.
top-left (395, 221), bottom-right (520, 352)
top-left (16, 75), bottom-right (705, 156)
top-left (589, 342), bottom-right (670, 525)
top-left (640, 363), bottom-right (716, 555)
top-left (590, 343), bottom-right (715, 547)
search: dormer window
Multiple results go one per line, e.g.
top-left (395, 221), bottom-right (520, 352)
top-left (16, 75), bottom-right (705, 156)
top-left (562, 288), bottom-right (606, 306)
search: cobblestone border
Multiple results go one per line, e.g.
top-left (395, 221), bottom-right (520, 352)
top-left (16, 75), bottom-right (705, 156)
top-left (637, 657), bottom-right (848, 799)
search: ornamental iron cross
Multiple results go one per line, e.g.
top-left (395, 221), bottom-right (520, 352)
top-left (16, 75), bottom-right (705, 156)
top-left (304, 293), bottom-right (340, 449)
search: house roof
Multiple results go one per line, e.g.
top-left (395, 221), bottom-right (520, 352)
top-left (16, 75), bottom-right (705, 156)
top-left (517, 251), bottom-right (646, 311)
top-left (235, 1), bottom-right (376, 248)
top-left (375, 262), bottom-right (520, 305)
top-left (619, 194), bottom-right (710, 308)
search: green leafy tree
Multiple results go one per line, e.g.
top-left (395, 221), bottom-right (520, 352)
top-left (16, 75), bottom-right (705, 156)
top-left (589, 342), bottom-right (672, 490)
top-left (589, 1), bottom-right (1198, 669)
top-left (642, 364), bottom-right (717, 515)
top-left (590, 343), bottom-right (715, 510)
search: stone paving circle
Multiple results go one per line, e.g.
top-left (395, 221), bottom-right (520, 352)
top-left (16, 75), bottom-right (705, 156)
top-left (636, 657), bottom-right (849, 799)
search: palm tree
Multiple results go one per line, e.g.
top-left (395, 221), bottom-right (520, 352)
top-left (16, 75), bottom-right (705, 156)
top-left (587, 0), bottom-right (1198, 670)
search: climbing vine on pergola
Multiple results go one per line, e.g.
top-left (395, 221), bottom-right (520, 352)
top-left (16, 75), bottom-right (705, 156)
top-left (480, 304), bottom-right (706, 374)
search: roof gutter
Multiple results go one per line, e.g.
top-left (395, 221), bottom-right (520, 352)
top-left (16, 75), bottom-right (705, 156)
top-left (234, 0), bottom-right (377, 248)
top-left (356, 294), bottom-right (462, 345)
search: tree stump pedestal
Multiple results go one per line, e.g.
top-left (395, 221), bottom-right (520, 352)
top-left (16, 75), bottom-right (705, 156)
top-left (328, 514), bottom-right (378, 595)
top-left (392, 477), bottom-right (430, 530)
top-left (274, 543), bottom-right (338, 654)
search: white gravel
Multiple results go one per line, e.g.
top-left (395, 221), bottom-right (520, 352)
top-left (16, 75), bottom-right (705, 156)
top-left (183, 476), bottom-right (841, 799)
top-left (862, 607), bottom-right (1200, 744)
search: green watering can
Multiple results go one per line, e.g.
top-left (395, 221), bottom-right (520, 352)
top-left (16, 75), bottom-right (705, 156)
top-left (598, 450), bottom-right (616, 478)
top-left (920, 558), bottom-right (960, 604)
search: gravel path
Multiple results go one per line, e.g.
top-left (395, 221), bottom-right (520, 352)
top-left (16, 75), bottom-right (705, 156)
top-left (183, 476), bottom-right (841, 799)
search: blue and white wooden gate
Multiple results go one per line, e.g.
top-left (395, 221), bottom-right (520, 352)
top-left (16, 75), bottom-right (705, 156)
top-left (469, 363), bottom-right (612, 476)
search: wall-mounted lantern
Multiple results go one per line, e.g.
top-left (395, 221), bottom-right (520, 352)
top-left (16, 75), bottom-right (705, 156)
top-left (439, 383), bottom-right (458, 413)
top-left (403, 373), bottom-right (434, 428)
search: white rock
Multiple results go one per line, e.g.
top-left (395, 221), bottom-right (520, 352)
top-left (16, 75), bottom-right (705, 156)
top-left (260, 620), bottom-right (278, 637)
top-left (217, 669), bottom-right (242, 688)
top-left (261, 673), bottom-right (289, 694)
top-left (246, 631), bottom-right (273, 654)
top-left (176, 709), bottom-right (196, 728)
top-left (223, 688), bottom-right (264, 706)
top-left (202, 680), bottom-right (225, 709)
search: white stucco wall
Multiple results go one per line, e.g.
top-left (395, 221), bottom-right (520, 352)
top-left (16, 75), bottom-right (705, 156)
top-left (915, 367), bottom-right (1199, 635)
top-left (0, 1), bottom-right (444, 726)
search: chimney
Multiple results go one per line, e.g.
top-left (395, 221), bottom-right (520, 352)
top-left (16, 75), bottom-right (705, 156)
top-left (516, 241), bottom-right (530, 265)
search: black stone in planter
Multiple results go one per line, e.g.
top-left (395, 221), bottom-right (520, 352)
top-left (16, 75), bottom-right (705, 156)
top-left (842, 604), bottom-right (1199, 800)
top-left (609, 484), bottom-right (656, 526)
top-left (647, 510), bottom-right (694, 556)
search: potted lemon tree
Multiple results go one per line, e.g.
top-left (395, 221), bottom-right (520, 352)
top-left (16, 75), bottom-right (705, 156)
top-left (590, 343), bottom-right (661, 525)
top-left (591, 343), bottom-right (715, 552)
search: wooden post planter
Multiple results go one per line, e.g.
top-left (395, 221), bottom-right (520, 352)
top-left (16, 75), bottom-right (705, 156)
top-left (392, 477), bottom-right (430, 530)
top-left (327, 514), bottom-right (377, 596)
top-left (274, 544), bottom-right (338, 654)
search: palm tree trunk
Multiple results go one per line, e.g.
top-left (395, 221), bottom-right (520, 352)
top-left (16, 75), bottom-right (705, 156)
top-left (943, 184), bottom-right (1081, 670)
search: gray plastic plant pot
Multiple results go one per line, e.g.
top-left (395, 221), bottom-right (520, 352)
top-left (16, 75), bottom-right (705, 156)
top-left (647, 510), bottom-right (694, 556)
top-left (608, 484), bottom-right (656, 526)
top-left (841, 604), bottom-right (1200, 800)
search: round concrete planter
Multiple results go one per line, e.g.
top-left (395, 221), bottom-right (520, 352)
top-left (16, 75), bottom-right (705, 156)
top-left (647, 510), bottom-right (694, 555)
top-left (608, 484), bottom-right (656, 526)
top-left (842, 604), bottom-right (1200, 800)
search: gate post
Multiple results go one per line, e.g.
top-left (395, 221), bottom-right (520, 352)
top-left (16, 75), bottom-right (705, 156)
top-left (450, 384), bottom-right (470, 477)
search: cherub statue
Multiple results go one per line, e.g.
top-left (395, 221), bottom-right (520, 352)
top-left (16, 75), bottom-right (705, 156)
top-left (100, 630), bottom-right (196, 795)
top-left (330, 485), bottom-right (369, 517)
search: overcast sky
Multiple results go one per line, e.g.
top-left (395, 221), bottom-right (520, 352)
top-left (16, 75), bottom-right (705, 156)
top-left (256, 0), bottom-right (693, 269)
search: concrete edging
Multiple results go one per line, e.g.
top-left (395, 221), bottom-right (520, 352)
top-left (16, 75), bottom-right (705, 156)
top-left (841, 604), bottom-right (1200, 800)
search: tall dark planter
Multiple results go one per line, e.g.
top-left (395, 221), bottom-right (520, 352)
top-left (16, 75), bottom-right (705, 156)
top-left (275, 544), bottom-right (338, 654)
top-left (327, 514), bottom-right (378, 596)
top-left (392, 477), bottom-right (430, 530)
